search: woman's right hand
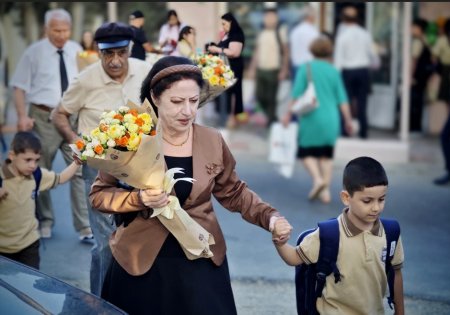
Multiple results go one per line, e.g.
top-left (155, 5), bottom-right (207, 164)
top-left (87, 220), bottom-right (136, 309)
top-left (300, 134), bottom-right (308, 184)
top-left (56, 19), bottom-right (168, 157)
top-left (139, 189), bottom-right (170, 209)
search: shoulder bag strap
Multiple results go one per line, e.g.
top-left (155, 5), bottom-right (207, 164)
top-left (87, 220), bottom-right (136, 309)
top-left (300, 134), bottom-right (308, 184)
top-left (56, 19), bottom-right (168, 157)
top-left (380, 218), bottom-right (401, 309)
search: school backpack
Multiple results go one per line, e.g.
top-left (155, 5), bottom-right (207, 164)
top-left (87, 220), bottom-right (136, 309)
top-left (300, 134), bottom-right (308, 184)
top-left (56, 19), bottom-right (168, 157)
top-left (0, 167), bottom-right (42, 219)
top-left (295, 217), bottom-right (400, 315)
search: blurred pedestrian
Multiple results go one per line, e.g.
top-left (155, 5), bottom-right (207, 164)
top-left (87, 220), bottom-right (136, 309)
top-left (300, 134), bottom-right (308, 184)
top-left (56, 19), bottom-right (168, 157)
top-left (249, 7), bottom-right (290, 127)
top-left (334, 5), bottom-right (378, 139)
top-left (9, 8), bottom-right (90, 241)
top-left (410, 18), bottom-right (433, 132)
top-left (208, 12), bottom-right (246, 129)
top-left (52, 22), bottom-right (152, 295)
top-left (431, 19), bottom-right (450, 186)
top-left (89, 55), bottom-right (289, 315)
top-left (289, 5), bottom-right (320, 81)
top-left (282, 36), bottom-right (353, 204)
top-left (158, 10), bottom-right (185, 56)
top-left (0, 132), bottom-right (82, 269)
top-left (80, 30), bottom-right (96, 52)
top-left (177, 25), bottom-right (197, 59)
top-left (77, 30), bottom-right (99, 72)
top-left (129, 10), bottom-right (161, 60)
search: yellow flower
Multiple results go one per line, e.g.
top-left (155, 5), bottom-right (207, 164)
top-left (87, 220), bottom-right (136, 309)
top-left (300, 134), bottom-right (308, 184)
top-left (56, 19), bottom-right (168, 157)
top-left (127, 133), bottom-right (141, 151)
top-left (138, 113), bottom-right (152, 126)
top-left (90, 127), bottom-right (101, 138)
top-left (208, 75), bottom-right (220, 86)
top-left (107, 124), bottom-right (125, 139)
top-left (126, 122), bottom-right (139, 134)
top-left (205, 67), bottom-right (215, 77)
top-left (123, 113), bottom-right (136, 124)
top-left (141, 122), bottom-right (151, 134)
top-left (97, 132), bottom-right (109, 145)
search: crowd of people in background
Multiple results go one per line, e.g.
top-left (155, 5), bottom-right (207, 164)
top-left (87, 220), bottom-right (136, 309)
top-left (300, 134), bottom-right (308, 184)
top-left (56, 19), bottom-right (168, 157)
top-left (0, 3), bottom-right (449, 314)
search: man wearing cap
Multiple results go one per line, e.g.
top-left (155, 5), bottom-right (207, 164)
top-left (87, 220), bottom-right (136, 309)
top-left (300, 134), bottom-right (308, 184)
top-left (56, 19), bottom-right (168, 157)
top-left (52, 21), bottom-right (152, 295)
top-left (10, 8), bottom-right (91, 242)
top-left (129, 10), bottom-right (161, 60)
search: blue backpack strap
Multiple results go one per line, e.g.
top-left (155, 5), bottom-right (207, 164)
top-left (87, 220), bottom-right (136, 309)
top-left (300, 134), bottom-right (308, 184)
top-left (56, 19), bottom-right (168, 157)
top-left (33, 167), bottom-right (42, 192)
top-left (32, 167), bottom-right (42, 220)
top-left (380, 218), bottom-right (401, 309)
top-left (315, 218), bottom-right (341, 298)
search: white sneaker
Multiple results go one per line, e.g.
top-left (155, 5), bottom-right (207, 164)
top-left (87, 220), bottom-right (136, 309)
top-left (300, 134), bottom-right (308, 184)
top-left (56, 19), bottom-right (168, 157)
top-left (79, 227), bottom-right (94, 242)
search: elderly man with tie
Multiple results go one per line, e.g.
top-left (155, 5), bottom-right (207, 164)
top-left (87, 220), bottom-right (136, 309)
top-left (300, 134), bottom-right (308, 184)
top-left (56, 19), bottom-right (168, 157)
top-left (10, 8), bottom-right (91, 241)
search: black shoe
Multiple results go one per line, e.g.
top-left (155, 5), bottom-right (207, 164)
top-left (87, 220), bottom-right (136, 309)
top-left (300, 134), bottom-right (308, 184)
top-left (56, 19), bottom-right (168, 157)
top-left (433, 173), bottom-right (450, 186)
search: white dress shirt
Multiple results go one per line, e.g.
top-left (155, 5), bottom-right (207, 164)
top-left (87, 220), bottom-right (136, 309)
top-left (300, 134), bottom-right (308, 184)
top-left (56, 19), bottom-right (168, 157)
top-left (289, 21), bottom-right (320, 66)
top-left (10, 38), bottom-right (82, 108)
top-left (333, 24), bottom-right (377, 70)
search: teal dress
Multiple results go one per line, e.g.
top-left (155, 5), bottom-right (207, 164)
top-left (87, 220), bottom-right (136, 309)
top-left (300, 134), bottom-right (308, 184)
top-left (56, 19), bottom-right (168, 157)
top-left (292, 60), bottom-right (348, 152)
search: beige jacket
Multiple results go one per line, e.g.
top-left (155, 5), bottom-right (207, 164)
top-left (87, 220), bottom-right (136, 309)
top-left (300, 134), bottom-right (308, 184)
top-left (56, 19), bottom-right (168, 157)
top-left (89, 124), bottom-right (280, 275)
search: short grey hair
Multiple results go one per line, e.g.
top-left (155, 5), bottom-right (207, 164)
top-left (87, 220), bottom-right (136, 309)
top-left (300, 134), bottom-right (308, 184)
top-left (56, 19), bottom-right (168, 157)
top-left (301, 5), bottom-right (316, 19)
top-left (45, 8), bottom-right (72, 27)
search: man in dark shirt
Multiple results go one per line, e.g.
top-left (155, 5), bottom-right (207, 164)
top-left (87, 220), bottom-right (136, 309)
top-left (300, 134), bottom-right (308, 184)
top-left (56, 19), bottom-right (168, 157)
top-left (129, 10), bottom-right (160, 60)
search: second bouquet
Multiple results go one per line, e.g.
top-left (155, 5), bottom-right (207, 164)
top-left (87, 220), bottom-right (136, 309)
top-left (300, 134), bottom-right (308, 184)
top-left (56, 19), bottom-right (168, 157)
top-left (71, 99), bottom-right (215, 260)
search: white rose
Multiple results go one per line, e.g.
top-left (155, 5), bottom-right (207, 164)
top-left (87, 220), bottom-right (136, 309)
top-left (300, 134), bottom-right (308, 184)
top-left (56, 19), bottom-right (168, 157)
top-left (107, 139), bottom-right (116, 148)
top-left (82, 149), bottom-right (95, 158)
top-left (118, 106), bottom-right (130, 113)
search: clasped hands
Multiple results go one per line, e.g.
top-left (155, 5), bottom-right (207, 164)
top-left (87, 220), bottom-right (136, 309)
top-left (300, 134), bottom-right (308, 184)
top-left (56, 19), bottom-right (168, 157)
top-left (139, 189), bottom-right (171, 209)
top-left (271, 216), bottom-right (293, 246)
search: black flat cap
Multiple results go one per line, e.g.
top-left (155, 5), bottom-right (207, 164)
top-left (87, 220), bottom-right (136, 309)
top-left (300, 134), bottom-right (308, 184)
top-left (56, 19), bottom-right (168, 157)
top-left (94, 22), bottom-right (134, 50)
top-left (130, 10), bottom-right (144, 19)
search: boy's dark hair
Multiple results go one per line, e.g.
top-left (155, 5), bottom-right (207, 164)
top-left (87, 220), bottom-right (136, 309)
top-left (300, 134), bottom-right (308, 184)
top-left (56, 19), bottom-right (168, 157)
top-left (343, 156), bottom-right (388, 196)
top-left (413, 18), bottom-right (428, 33)
top-left (10, 132), bottom-right (42, 155)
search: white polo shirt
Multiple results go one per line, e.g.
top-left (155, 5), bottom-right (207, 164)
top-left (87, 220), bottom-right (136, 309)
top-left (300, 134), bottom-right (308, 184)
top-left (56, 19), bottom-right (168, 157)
top-left (10, 38), bottom-right (82, 108)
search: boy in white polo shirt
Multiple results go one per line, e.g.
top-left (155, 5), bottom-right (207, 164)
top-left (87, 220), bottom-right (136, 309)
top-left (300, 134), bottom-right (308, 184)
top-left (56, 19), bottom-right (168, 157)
top-left (0, 132), bottom-right (81, 269)
top-left (273, 156), bottom-right (405, 315)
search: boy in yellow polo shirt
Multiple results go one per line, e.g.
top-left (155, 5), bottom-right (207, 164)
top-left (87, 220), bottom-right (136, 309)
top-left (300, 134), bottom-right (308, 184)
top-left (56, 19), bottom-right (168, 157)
top-left (273, 156), bottom-right (405, 315)
top-left (0, 132), bottom-right (81, 269)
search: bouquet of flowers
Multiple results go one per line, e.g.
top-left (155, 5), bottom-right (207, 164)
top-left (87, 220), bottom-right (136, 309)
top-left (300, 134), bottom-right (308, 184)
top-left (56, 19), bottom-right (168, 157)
top-left (194, 53), bottom-right (237, 105)
top-left (70, 99), bottom-right (214, 259)
top-left (76, 50), bottom-right (99, 71)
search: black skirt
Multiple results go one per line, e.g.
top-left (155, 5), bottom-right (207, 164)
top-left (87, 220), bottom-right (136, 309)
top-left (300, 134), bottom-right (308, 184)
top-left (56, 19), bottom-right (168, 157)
top-left (297, 145), bottom-right (334, 159)
top-left (101, 156), bottom-right (237, 315)
top-left (101, 234), bottom-right (237, 315)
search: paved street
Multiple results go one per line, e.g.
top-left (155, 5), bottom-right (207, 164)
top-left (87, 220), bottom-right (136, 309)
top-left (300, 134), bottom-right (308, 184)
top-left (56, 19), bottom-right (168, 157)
top-left (3, 122), bottom-right (450, 314)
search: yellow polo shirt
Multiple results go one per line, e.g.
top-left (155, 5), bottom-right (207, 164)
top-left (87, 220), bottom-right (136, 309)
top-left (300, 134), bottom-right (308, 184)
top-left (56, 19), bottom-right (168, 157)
top-left (297, 209), bottom-right (404, 315)
top-left (61, 57), bottom-right (152, 135)
top-left (0, 164), bottom-right (59, 253)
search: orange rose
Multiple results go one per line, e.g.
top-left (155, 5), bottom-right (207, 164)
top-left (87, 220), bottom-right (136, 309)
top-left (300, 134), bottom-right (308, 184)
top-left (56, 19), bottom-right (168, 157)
top-left (150, 129), bottom-right (157, 136)
top-left (135, 117), bottom-right (145, 127)
top-left (115, 136), bottom-right (129, 147)
top-left (94, 144), bottom-right (104, 155)
top-left (113, 114), bottom-right (124, 121)
top-left (214, 66), bottom-right (224, 75)
top-left (99, 123), bottom-right (108, 132)
top-left (129, 109), bottom-right (139, 117)
top-left (75, 139), bottom-right (85, 151)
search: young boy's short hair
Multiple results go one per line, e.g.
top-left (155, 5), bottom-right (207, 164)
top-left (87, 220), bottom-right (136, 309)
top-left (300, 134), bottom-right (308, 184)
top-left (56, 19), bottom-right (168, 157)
top-left (343, 156), bottom-right (388, 196)
top-left (10, 132), bottom-right (42, 155)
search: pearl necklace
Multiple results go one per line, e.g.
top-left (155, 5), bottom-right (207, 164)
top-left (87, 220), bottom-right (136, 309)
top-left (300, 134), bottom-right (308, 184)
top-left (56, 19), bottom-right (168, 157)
top-left (163, 128), bottom-right (190, 147)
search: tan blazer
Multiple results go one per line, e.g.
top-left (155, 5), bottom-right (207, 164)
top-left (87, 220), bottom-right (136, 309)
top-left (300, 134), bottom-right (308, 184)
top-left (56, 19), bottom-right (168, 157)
top-left (89, 124), bottom-right (280, 276)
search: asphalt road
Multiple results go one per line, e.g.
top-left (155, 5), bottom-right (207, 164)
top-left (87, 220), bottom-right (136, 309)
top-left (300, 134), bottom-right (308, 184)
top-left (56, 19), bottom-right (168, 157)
top-left (4, 128), bottom-right (448, 314)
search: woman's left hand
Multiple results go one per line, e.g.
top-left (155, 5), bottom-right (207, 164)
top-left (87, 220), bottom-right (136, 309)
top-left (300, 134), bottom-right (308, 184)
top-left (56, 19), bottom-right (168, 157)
top-left (344, 119), bottom-right (354, 136)
top-left (208, 45), bottom-right (221, 54)
top-left (272, 217), bottom-right (293, 244)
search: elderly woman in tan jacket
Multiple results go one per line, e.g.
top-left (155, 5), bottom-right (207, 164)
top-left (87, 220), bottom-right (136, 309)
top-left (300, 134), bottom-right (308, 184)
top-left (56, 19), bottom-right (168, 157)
top-left (89, 56), bottom-right (291, 315)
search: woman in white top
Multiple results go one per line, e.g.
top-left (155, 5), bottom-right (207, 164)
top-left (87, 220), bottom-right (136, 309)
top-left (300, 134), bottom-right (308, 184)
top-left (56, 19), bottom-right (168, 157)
top-left (158, 10), bottom-right (185, 56)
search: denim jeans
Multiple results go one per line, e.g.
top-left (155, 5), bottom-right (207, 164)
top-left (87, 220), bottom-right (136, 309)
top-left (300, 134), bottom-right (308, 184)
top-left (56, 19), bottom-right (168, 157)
top-left (82, 165), bottom-right (115, 296)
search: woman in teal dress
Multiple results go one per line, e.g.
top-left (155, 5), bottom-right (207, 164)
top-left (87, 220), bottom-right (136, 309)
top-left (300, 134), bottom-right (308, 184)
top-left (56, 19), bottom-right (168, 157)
top-left (282, 36), bottom-right (353, 203)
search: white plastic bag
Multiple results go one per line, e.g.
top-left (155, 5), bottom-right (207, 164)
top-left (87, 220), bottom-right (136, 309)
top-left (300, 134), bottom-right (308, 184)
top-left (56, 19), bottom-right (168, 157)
top-left (268, 122), bottom-right (298, 178)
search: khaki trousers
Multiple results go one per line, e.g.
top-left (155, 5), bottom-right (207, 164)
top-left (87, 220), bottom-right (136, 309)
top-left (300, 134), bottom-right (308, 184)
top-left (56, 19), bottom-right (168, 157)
top-left (29, 105), bottom-right (89, 232)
